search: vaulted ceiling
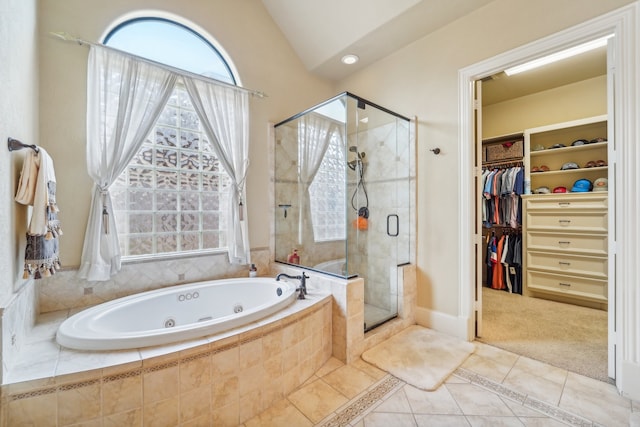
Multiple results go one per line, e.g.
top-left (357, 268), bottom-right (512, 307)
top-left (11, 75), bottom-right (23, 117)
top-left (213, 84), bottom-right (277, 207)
top-left (261, 0), bottom-right (607, 104)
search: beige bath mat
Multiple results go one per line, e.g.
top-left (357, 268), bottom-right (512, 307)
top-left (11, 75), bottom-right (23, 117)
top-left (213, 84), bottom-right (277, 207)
top-left (362, 325), bottom-right (475, 391)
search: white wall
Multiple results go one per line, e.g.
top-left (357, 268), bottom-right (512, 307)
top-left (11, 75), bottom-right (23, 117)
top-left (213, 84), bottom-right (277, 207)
top-left (0, 0), bottom-right (38, 306)
top-left (335, 0), bottom-right (634, 318)
top-left (0, 0), bottom-right (39, 382)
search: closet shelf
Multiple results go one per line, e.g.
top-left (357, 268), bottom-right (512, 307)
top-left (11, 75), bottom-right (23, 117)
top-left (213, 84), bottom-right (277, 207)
top-left (530, 166), bottom-right (607, 177)
top-left (530, 141), bottom-right (607, 158)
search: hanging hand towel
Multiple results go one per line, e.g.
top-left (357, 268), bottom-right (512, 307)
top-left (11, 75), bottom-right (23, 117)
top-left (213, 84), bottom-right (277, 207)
top-left (15, 147), bottom-right (63, 279)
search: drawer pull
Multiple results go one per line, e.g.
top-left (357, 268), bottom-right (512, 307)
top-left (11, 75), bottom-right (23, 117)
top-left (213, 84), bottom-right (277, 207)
top-left (559, 261), bottom-right (571, 266)
top-left (558, 219), bottom-right (571, 225)
top-left (558, 241), bottom-right (571, 245)
top-left (558, 202), bottom-right (571, 207)
top-left (559, 282), bottom-right (571, 287)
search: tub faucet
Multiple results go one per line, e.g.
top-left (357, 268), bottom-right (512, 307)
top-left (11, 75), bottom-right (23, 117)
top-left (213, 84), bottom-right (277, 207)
top-left (276, 272), bottom-right (309, 299)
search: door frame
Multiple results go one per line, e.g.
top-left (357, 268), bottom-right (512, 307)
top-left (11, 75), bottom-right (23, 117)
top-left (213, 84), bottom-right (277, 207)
top-left (458, 3), bottom-right (639, 394)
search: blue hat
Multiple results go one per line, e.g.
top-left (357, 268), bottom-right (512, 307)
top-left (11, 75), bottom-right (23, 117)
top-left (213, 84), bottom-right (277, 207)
top-left (571, 179), bottom-right (592, 192)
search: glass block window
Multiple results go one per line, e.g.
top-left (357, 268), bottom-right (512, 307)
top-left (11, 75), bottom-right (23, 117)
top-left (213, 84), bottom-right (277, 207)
top-left (309, 133), bottom-right (346, 241)
top-left (111, 86), bottom-right (232, 256)
top-left (105, 18), bottom-right (236, 257)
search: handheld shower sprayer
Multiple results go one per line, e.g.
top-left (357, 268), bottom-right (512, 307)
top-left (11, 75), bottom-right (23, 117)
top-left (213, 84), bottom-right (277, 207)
top-left (348, 146), bottom-right (365, 170)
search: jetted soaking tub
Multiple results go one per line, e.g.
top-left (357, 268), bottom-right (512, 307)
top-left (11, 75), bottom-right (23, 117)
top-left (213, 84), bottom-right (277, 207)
top-left (56, 277), bottom-right (298, 351)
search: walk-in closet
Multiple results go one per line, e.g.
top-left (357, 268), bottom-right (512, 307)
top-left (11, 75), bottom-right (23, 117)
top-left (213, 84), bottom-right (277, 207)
top-left (475, 40), bottom-right (611, 383)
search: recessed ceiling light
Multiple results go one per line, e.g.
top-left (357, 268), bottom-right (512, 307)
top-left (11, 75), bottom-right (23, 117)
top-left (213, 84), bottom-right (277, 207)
top-left (341, 54), bottom-right (359, 65)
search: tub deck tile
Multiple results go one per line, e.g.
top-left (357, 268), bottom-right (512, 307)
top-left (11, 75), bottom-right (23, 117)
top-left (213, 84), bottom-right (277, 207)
top-left (1, 291), bottom-right (333, 427)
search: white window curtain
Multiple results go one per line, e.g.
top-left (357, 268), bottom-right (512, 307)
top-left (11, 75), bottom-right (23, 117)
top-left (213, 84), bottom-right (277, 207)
top-left (79, 45), bottom-right (177, 281)
top-left (297, 113), bottom-right (339, 244)
top-left (183, 77), bottom-right (251, 264)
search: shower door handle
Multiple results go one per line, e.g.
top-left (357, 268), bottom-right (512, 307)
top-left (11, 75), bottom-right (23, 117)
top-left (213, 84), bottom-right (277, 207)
top-left (387, 214), bottom-right (399, 237)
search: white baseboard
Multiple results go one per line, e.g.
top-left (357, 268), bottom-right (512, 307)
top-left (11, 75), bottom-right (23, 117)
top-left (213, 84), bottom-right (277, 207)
top-left (415, 307), bottom-right (471, 341)
top-left (621, 360), bottom-right (640, 401)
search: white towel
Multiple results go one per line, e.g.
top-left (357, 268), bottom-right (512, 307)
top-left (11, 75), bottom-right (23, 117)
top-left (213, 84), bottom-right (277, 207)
top-left (15, 147), bottom-right (58, 235)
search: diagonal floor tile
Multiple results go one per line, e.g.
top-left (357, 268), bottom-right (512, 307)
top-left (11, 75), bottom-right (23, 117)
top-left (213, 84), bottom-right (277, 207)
top-left (321, 365), bottom-right (377, 399)
top-left (404, 383), bottom-right (462, 415)
top-left (244, 398), bottom-right (312, 427)
top-left (287, 378), bottom-right (348, 423)
top-left (446, 383), bottom-right (515, 417)
top-left (373, 388), bottom-right (413, 413)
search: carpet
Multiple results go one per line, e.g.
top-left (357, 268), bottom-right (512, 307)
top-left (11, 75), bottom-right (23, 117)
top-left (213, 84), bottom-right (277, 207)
top-left (362, 325), bottom-right (475, 391)
top-left (478, 288), bottom-right (609, 383)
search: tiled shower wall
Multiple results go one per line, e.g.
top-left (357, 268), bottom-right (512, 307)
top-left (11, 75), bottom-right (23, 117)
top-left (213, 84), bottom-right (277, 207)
top-left (273, 123), bottom-right (345, 267)
top-left (348, 119), bottom-right (415, 312)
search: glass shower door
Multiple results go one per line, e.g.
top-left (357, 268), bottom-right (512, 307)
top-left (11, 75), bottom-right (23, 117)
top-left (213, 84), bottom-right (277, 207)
top-left (345, 96), bottom-right (411, 331)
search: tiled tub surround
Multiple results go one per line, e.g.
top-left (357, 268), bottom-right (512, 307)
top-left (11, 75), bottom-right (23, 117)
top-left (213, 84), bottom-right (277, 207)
top-left (274, 263), bottom-right (417, 364)
top-left (0, 291), bottom-right (332, 426)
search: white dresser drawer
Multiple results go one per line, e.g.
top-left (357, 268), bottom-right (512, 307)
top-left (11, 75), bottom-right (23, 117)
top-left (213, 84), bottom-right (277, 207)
top-left (526, 211), bottom-right (607, 232)
top-left (526, 270), bottom-right (607, 302)
top-left (527, 251), bottom-right (607, 279)
top-left (526, 231), bottom-right (607, 256)
top-left (524, 194), bottom-right (608, 210)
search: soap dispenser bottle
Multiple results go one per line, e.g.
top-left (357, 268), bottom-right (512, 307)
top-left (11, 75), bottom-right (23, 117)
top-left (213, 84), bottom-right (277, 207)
top-left (288, 249), bottom-right (300, 265)
top-left (249, 263), bottom-right (257, 277)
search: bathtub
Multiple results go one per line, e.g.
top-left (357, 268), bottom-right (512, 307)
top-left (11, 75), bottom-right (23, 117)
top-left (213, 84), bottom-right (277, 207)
top-left (314, 258), bottom-right (347, 276)
top-left (56, 277), bottom-right (298, 351)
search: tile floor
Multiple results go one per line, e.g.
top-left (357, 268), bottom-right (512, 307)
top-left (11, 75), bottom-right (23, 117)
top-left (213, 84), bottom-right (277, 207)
top-left (245, 341), bottom-right (640, 427)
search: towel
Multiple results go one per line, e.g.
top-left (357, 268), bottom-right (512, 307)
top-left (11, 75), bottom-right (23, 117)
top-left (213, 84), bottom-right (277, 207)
top-left (15, 147), bottom-right (63, 279)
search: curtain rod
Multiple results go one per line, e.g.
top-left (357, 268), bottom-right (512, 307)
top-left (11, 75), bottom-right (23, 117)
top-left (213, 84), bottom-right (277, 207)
top-left (49, 31), bottom-right (267, 98)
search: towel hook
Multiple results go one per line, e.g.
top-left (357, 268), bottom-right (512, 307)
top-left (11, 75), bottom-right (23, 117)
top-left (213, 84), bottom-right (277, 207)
top-left (430, 148), bottom-right (441, 155)
top-left (8, 137), bottom-right (39, 153)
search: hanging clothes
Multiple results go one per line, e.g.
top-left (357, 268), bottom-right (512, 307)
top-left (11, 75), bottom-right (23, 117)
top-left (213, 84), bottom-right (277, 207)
top-left (484, 229), bottom-right (522, 294)
top-left (481, 165), bottom-right (524, 228)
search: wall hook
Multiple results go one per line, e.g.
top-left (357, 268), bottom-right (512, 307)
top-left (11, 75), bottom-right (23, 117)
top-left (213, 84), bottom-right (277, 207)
top-left (430, 148), bottom-right (441, 155)
top-left (8, 137), bottom-right (39, 153)
top-left (278, 204), bottom-right (291, 218)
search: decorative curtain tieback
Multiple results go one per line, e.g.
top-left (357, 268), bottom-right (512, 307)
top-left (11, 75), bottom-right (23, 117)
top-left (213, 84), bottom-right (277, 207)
top-left (100, 188), bottom-right (110, 234)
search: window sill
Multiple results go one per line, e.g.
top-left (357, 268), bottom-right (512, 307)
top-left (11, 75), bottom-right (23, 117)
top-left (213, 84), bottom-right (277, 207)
top-left (121, 248), bottom-right (228, 265)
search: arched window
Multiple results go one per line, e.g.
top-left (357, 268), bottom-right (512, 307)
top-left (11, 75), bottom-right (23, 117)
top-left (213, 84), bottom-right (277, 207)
top-left (106, 18), bottom-right (236, 258)
top-left (104, 18), bottom-right (235, 84)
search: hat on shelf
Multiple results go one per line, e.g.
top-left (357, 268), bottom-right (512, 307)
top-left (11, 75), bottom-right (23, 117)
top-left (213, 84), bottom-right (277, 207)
top-left (534, 186), bottom-right (551, 194)
top-left (593, 177), bottom-right (608, 192)
top-left (586, 159), bottom-right (608, 167)
top-left (571, 178), bottom-right (593, 192)
top-left (553, 186), bottom-right (568, 193)
top-left (550, 143), bottom-right (566, 149)
top-left (538, 165), bottom-right (550, 171)
top-left (589, 137), bottom-right (607, 144)
top-left (571, 139), bottom-right (588, 146)
top-left (561, 162), bottom-right (580, 170)
top-left (532, 144), bottom-right (545, 151)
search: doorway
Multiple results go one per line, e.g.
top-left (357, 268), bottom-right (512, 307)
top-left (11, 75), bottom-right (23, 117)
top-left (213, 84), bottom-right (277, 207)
top-left (474, 44), bottom-right (611, 383)
top-left (455, 9), bottom-right (637, 386)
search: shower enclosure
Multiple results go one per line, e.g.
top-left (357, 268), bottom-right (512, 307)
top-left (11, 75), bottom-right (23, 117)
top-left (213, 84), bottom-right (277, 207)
top-left (274, 92), bottom-right (413, 331)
